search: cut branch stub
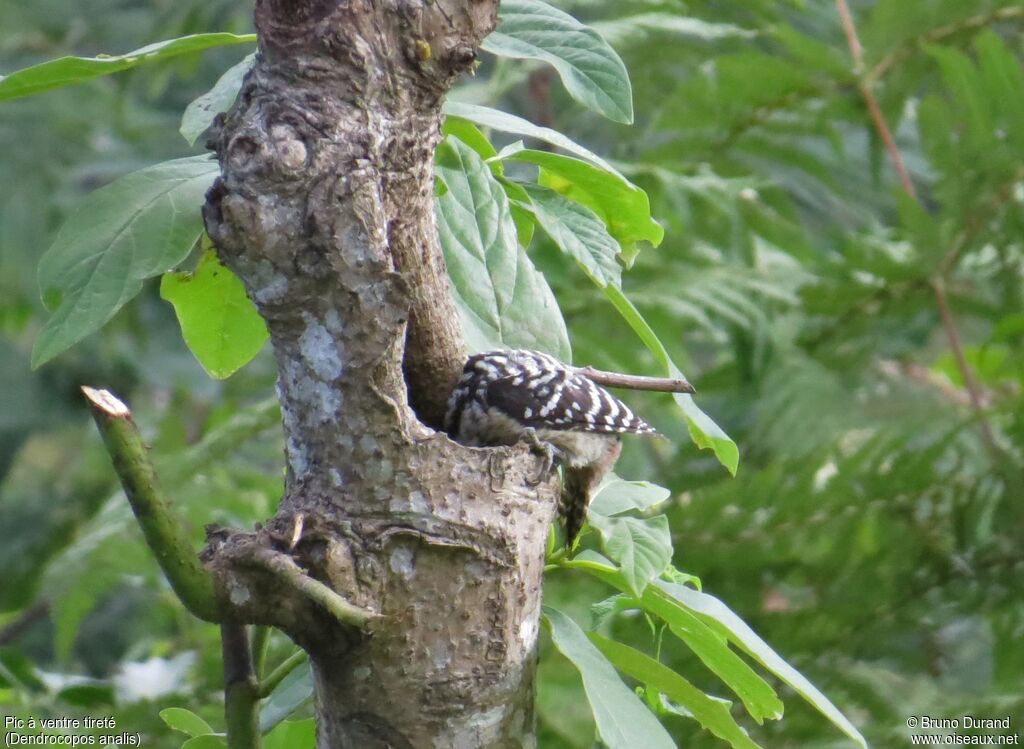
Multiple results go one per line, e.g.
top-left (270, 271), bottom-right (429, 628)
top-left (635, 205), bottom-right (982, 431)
top-left (200, 1), bottom-right (560, 746)
top-left (82, 386), bottom-right (220, 623)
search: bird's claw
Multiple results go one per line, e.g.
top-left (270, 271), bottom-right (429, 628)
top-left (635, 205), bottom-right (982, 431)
top-left (523, 427), bottom-right (559, 486)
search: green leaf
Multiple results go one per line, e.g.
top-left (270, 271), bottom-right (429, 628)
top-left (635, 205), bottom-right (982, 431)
top-left (517, 183), bottom-right (623, 288)
top-left (0, 648), bottom-right (46, 693)
top-left (590, 634), bottom-right (763, 749)
top-left (160, 250), bottom-right (269, 379)
top-left (973, 31), bottom-right (1024, 151)
top-left (442, 117), bottom-right (500, 163)
top-left (435, 137), bottom-right (570, 360)
top-left (646, 595), bottom-right (782, 724)
top-left (483, 0), bottom-right (633, 123)
top-left (56, 683), bottom-right (115, 708)
top-left (589, 475), bottom-right (670, 517)
top-left (443, 103), bottom-right (622, 178)
top-left (0, 33), bottom-right (256, 102)
top-left (181, 737), bottom-right (226, 749)
top-left (590, 593), bottom-right (637, 630)
top-left (509, 203), bottom-right (536, 248)
top-left (564, 561), bottom-right (783, 724)
top-left (497, 178), bottom-right (537, 246)
top-left (264, 719), bottom-right (315, 749)
top-left (180, 53), bottom-right (254, 145)
top-left (259, 660), bottom-right (313, 734)
top-left (544, 607), bottom-right (675, 749)
top-left (53, 579), bottom-right (101, 663)
top-left (587, 514), bottom-right (672, 596)
top-left (497, 143), bottom-right (663, 258)
top-left (160, 708), bottom-right (214, 738)
top-left (33, 155), bottom-right (219, 367)
top-left (604, 286), bottom-right (739, 475)
top-left (925, 43), bottom-right (992, 155)
top-left (657, 582), bottom-right (868, 748)
top-left (593, 14), bottom-right (756, 47)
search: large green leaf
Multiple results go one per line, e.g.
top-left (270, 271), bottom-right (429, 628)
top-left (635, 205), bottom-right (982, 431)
top-left (544, 607), bottom-right (675, 749)
top-left (0, 648), bottom-right (46, 693)
top-left (590, 634), bottom-right (763, 749)
top-left (495, 143), bottom-right (663, 258)
top-left (264, 719), bottom-right (315, 749)
top-left (442, 118), bottom-right (500, 163)
top-left (0, 33), bottom-right (255, 101)
top-left (483, 0), bottom-right (633, 123)
top-left (160, 249), bottom-right (269, 379)
top-left (587, 513), bottom-right (672, 596)
top-left (657, 582), bottom-right (868, 748)
top-left (33, 155), bottom-right (218, 367)
top-left (592, 14), bottom-right (756, 46)
top-left (516, 183), bottom-right (622, 287)
top-left (443, 102), bottom-right (621, 177)
top-left (180, 53), bottom-right (255, 145)
top-left (435, 137), bottom-right (570, 360)
top-left (181, 737), bottom-right (226, 749)
top-left (564, 554), bottom-right (783, 724)
top-left (159, 708), bottom-right (214, 738)
top-left (589, 475), bottom-right (671, 517)
top-left (604, 286), bottom-right (739, 475)
top-left (259, 660), bottom-right (313, 734)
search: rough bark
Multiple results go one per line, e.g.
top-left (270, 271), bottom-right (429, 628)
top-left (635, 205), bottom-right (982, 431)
top-left (200, 1), bottom-right (559, 747)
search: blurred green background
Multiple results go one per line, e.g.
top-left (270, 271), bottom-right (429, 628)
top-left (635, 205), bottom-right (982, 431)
top-left (1, 0), bottom-right (1022, 746)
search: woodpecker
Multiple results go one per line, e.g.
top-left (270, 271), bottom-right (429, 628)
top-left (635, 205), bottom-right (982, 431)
top-left (444, 349), bottom-right (656, 542)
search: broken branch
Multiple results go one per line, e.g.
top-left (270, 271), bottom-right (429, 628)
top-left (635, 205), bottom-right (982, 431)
top-left (576, 366), bottom-right (696, 394)
top-left (249, 547), bottom-right (377, 628)
top-left (82, 386), bottom-right (219, 623)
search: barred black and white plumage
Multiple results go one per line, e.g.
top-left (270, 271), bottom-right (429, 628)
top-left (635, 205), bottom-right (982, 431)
top-left (444, 349), bottom-right (656, 542)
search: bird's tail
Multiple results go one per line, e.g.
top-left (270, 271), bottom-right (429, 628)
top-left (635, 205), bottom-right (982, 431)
top-left (560, 466), bottom-right (592, 545)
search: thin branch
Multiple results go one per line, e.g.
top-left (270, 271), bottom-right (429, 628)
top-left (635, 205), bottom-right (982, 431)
top-left (866, 6), bottom-right (1024, 86)
top-left (222, 622), bottom-right (261, 749)
top-left (835, 0), bottom-right (865, 70)
top-left (82, 387), bottom-right (220, 623)
top-left (250, 547), bottom-right (377, 627)
top-left (251, 625), bottom-right (272, 678)
top-left (576, 366), bottom-right (696, 394)
top-left (930, 278), bottom-right (998, 451)
top-left (259, 649), bottom-right (308, 698)
top-left (0, 601), bottom-right (49, 646)
top-left (835, 0), bottom-right (917, 198)
top-left (876, 359), bottom-right (976, 407)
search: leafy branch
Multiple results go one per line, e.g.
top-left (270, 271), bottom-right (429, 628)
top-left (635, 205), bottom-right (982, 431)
top-left (865, 5), bottom-right (1024, 86)
top-left (834, 0), bottom-right (1000, 456)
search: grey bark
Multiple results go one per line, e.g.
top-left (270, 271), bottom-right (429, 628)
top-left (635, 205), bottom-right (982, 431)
top-left (200, 1), bottom-right (558, 747)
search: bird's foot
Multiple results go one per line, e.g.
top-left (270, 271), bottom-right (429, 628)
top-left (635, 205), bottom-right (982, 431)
top-left (523, 427), bottom-right (559, 486)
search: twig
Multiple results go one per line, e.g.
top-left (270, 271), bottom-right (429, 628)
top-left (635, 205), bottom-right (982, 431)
top-left (250, 547), bottom-right (377, 627)
top-left (0, 601), bottom-right (49, 646)
top-left (835, 0), bottom-right (917, 198)
top-left (876, 359), bottom-right (976, 407)
top-left (222, 622), bottom-right (261, 749)
top-left (82, 387), bottom-right (219, 623)
top-left (250, 625), bottom-right (272, 677)
top-left (259, 649), bottom-right (308, 698)
top-left (930, 278), bottom-right (998, 450)
top-left (832, 1), bottom-right (1001, 457)
top-left (866, 6), bottom-right (1024, 86)
top-left (576, 366), bottom-right (695, 394)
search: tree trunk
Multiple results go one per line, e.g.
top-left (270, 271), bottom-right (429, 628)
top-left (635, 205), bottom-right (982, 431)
top-left (200, 1), bottom-right (558, 747)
